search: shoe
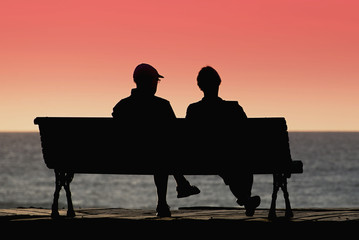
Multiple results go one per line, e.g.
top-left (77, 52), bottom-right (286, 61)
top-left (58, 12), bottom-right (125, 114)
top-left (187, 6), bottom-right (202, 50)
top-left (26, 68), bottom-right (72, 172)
top-left (156, 204), bottom-right (171, 217)
top-left (176, 185), bottom-right (200, 198)
top-left (244, 196), bottom-right (261, 217)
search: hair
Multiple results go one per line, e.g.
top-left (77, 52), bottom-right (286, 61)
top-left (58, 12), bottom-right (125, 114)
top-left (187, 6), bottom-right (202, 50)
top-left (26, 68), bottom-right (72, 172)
top-left (197, 66), bottom-right (221, 91)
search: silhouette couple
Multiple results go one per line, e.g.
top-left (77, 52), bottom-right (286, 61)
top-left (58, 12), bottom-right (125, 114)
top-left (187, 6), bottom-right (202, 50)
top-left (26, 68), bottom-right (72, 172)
top-left (112, 63), bottom-right (260, 217)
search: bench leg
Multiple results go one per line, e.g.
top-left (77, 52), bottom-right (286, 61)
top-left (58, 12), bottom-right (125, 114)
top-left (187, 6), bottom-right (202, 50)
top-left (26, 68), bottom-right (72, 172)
top-left (64, 173), bottom-right (75, 217)
top-left (51, 170), bottom-right (62, 219)
top-left (282, 177), bottom-right (293, 218)
top-left (268, 174), bottom-right (293, 220)
top-left (269, 174), bottom-right (280, 220)
top-left (51, 170), bottom-right (75, 219)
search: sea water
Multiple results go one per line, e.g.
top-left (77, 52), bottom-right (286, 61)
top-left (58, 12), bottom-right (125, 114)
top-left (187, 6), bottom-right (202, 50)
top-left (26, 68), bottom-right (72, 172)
top-left (0, 132), bottom-right (358, 209)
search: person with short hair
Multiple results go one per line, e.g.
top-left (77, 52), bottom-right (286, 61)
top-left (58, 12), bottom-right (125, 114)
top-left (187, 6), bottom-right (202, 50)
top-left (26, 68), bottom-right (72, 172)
top-left (186, 66), bottom-right (260, 216)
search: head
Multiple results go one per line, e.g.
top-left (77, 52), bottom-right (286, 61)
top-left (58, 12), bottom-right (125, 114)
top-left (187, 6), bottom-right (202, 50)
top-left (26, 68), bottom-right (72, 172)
top-left (197, 66), bottom-right (221, 98)
top-left (133, 63), bottom-right (164, 95)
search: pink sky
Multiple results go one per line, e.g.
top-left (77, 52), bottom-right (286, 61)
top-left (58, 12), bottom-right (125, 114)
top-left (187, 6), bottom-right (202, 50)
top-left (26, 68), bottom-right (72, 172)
top-left (1, 0), bottom-right (358, 131)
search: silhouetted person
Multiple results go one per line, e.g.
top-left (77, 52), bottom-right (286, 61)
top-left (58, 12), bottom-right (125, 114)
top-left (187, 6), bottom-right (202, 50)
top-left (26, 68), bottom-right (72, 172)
top-left (186, 66), bottom-right (260, 216)
top-left (112, 63), bottom-right (199, 217)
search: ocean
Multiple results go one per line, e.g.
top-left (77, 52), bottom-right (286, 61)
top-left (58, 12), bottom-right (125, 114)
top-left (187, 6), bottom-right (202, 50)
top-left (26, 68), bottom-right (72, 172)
top-left (0, 132), bottom-right (358, 210)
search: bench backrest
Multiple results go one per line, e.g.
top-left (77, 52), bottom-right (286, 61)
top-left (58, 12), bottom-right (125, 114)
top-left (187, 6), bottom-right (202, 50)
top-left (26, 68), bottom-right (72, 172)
top-left (34, 117), bottom-right (295, 174)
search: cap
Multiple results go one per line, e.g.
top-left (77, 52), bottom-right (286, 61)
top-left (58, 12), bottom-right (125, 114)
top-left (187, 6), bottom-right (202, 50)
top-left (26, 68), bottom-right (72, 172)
top-left (133, 63), bottom-right (164, 80)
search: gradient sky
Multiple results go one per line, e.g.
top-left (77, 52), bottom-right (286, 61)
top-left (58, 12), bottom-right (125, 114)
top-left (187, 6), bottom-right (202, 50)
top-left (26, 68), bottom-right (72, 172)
top-left (1, 0), bottom-right (358, 131)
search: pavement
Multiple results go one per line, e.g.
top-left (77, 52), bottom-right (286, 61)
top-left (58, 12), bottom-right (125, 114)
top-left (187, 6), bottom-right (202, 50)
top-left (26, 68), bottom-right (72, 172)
top-left (1, 207), bottom-right (358, 236)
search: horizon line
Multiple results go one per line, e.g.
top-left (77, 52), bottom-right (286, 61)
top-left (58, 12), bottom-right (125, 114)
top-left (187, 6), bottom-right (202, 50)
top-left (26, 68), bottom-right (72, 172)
top-left (1, 130), bottom-right (359, 133)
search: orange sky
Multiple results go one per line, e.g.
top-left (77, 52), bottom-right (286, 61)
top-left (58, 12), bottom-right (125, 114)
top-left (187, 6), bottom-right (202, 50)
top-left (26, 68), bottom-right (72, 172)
top-left (1, 0), bottom-right (358, 131)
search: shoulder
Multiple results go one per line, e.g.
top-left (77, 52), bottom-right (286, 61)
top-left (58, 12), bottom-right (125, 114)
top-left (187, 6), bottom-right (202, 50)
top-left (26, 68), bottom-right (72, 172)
top-left (186, 100), bottom-right (204, 113)
top-left (186, 100), bottom-right (206, 119)
top-left (152, 96), bottom-right (174, 113)
top-left (112, 97), bottom-right (130, 118)
top-left (222, 100), bottom-right (247, 118)
top-left (222, 100), bottom-right (242, 109)
top-left (153, 96), bottom-right (171, 105)
top-left (187, 100), bottom-right (202, 109)
top-left (153, 96), bottom-right (176, 118)
top-left (113, 96), bottom-right (133, 110)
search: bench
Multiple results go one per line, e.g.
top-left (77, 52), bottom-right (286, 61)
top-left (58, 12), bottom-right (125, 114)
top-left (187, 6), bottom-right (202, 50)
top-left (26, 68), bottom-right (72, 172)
top-left (34, 117), bottom-right (303, 219)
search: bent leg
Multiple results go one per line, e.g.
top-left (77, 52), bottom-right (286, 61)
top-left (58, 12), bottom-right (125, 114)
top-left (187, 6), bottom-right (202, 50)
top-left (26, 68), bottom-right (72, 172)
top-left (173, 174), bottom-right (200, 198)
top-left (224, 173), bottom-right (253, 204)
top-left (173, 174), bottom-right (189, 186)
top-left (222, 173), bottom-right (259, 216)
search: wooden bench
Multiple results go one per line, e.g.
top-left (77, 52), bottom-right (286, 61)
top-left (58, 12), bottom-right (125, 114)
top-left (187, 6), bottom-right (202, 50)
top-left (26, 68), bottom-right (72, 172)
top-left (34, 117), bottom-right (303, 219)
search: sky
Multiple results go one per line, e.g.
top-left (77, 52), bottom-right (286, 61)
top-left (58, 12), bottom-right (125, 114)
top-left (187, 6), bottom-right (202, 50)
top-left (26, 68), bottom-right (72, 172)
top-left (1, 0), bottom-right (358, 131)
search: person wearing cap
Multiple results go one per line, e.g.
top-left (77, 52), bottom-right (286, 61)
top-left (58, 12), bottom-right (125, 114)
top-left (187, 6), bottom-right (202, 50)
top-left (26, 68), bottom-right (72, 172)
top-left (112, 63), bottom-right (200, 217)
top-left (186, 66), bottom-right (261, 216)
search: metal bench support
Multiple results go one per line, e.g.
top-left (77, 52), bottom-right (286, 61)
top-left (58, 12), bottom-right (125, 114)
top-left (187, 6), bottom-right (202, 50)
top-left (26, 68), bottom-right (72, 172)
top-left (268, 173), bottom-right (294, 219)
top-left (51, 170), bottom-right (75, 219)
